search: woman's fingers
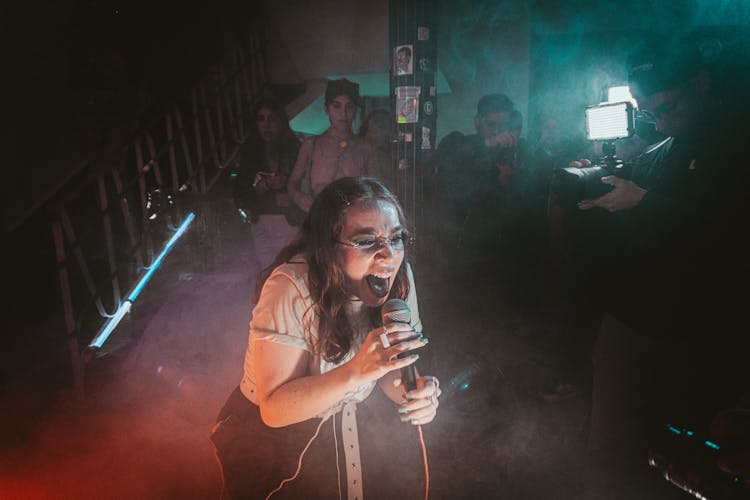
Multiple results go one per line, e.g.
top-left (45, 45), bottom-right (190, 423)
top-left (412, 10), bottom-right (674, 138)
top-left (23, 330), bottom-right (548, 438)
top-left (389, 352), bottom-right (420, 371)
top-left (373, 321), bottom-right (426, 363)
top-left (399, 398), bottom-right (433, 423)
top-left (398, 393), bottom-right (440, 425)
top-left (398, 377), bottom-right (440, 425)
top-left (375, 322), bottom-right (420, 350)
top-left (405, 376), bottom-right (440, 399)
top-left (385, 336), bottom-right (427, 360)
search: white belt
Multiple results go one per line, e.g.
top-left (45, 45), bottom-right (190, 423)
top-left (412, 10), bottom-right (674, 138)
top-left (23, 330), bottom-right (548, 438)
top-left (341, 401), bottom-right (364, 500)
top-left (265, 401), bottom-right (367, 500)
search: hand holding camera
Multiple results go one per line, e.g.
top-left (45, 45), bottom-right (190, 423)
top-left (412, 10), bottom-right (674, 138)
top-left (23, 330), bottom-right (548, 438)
top-left (553, 101), bottom-right (645, 210)
top-left (568, 157), bottom-right (647, 212)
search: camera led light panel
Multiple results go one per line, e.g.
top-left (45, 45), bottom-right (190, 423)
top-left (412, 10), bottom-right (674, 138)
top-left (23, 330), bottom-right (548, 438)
top-left (607, 85), bottom-right (636, 105)
top-left (586, 101), bottom-right (635, 141)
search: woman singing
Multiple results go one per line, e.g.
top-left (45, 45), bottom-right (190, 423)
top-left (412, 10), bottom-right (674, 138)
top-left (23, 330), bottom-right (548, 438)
top-left (212, 177), bottom-right (440, 499)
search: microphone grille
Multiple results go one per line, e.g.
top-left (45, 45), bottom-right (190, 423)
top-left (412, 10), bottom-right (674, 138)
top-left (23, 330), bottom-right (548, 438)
top-left (381, 298), bottom-right (411, 325)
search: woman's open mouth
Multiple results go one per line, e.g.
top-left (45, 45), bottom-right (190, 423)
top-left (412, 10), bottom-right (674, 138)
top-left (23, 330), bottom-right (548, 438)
top-left (365, 272), bottom-right (392, 298)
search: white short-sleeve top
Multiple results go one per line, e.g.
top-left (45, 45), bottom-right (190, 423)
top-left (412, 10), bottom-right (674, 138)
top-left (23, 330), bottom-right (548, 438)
top-left (240, 256), bottom-right (421, 419)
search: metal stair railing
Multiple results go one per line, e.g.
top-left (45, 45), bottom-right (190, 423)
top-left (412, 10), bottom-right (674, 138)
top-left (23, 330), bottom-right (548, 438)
top-left (47, 24), bottom-right (270, 399)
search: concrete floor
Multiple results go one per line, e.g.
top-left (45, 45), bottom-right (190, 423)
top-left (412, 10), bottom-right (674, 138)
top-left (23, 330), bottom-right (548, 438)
top-left (0, 200), bottom-right (691, 499)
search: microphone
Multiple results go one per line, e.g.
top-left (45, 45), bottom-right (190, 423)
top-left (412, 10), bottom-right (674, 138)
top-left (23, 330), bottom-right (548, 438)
top-left (381, 298), bottom-right (418, 391)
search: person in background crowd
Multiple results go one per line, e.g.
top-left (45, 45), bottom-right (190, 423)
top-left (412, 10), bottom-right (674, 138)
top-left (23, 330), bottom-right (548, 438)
top-left (495, 108), bottom-right (524, 187)
top-left (287, 79), bottom-right (378, 213)
top-left (492, 108), bottom-right (543, 311)
top-left (430, 93), bottom-right (518, 283)
top-left (360, 108), bottom-right (392, 188)
top-left (233, 98), bottom-right (303, 271)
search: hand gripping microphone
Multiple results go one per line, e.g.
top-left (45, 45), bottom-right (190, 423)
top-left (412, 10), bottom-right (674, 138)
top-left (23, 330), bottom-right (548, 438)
top-left (381, 298), bottom-right (418, 391)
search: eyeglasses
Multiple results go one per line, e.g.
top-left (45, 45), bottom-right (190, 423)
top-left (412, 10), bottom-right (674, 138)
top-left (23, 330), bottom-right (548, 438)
top-left (336, 233), bottom-right (409, 253)
top-left (636, 97), bottom-right (680, 124)
top-left (481, 118), bottom-right (512, 130)
top-left (482, 118), bottom-right (500, 128)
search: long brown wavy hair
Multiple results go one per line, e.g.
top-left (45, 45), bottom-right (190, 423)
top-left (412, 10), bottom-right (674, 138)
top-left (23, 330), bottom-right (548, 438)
top-left (253, 177), bottom-right (411, 363)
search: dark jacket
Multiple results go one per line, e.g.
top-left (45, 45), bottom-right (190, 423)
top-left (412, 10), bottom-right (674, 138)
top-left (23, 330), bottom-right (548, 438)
top-left (233, 135), bottom-right (304, 226)
top-left (597, 117), bottom-right (746, 337)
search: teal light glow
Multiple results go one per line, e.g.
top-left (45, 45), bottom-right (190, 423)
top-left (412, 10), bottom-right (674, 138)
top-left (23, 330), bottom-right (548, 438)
top-left (89, 212), bottom-right (195, 349)
top-left (667, 425), bottom-right (682, 435)
top-left (89, 301), bottom-right (132, 349)
top-left (128, 212), bottom-right (195, 302)
top-left (704, 440), bottom-right (720, 450)
top-left (460, 382), bottom-right (470, 391)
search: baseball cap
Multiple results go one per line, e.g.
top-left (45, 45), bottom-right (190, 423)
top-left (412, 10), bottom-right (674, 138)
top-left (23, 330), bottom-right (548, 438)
top-left (477, 93), bottom-right (515, 117)
top-left (325, 78), bottom-right (361, 106)
top-left (628, 37), bottom-right (705, 98)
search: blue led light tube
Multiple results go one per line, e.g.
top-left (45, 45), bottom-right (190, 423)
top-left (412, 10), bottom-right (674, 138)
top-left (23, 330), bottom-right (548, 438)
top-left (89, 212), bottom-right (195, 349)
top-left (128, 212), bottom-right (195, 302)
top-left (90, 301), bottom-right (132, 349)
top-left (704, 440), bottom-right (721, 450)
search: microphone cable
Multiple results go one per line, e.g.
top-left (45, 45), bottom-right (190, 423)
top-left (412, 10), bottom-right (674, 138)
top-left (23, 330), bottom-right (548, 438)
top-left (381, 298), bottom-right (431, 499)
top-left (417, 424), bottom-right (430, 500)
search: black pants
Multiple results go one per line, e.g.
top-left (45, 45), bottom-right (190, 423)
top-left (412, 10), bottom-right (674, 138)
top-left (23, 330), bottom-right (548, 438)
top-left (211, 387), bottom-right (423, 499)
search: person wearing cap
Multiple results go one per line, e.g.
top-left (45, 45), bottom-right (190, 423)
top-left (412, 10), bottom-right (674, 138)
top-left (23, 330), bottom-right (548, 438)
top-left (429, 93), bottom-right (527, 288)
top-left (287, 78), bottom-right (378, 213)
top-left (576, 37), bottom-right (749, 498)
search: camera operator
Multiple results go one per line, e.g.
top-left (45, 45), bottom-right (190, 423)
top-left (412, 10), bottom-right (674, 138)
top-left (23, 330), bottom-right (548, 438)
top-left (430, 93), bottom-right (523, 283)
top-left (576, 37), bottom-right (749, 498)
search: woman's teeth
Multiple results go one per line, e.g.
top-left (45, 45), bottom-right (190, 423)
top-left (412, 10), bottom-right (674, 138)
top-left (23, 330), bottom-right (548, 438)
top-left (366, 274), bottom-right (390, 298)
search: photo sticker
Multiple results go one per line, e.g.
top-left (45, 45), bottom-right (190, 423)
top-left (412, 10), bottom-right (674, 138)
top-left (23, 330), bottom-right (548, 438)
top-left (396, 86), bottom-right (420, 123)
top-left (393, 45), bottom-right (414, 76)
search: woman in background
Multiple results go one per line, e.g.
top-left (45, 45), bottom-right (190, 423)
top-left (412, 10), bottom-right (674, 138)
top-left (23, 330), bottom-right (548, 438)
top-left (360, 108), bottom-right (393, 189)
top-left (213, 177), bottom-right (440, 499)
top-left (287, 79), bottom-right (379, 213)
top-left (234, 98), bottom-right (303, 270)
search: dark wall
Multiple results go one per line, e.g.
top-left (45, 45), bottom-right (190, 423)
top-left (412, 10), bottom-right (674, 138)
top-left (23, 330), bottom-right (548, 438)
top-left (6, 0), bottom-right (264, 232)
top-left (435, 0), bottom-right (530, 141)
top-left (527, 0), bottom-right (750, 145)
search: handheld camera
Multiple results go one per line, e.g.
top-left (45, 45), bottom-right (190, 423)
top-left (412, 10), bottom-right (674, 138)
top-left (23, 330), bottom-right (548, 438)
top-left (554, 101), bottom-right (636, 205)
